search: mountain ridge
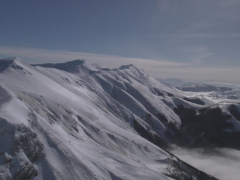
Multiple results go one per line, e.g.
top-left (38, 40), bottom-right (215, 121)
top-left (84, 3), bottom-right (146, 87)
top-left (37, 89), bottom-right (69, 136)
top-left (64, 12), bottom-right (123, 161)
top-left (1, 57), bottom-right (240, 179)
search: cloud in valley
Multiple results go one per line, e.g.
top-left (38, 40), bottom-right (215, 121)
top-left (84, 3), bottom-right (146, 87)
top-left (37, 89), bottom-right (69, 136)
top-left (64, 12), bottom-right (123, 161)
top-left (170, 145), bottom-right (240, 180)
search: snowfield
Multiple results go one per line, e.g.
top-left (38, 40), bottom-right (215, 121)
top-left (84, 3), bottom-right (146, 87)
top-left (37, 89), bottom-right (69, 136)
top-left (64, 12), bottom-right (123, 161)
top-left (1, 57), bottom-right (239, 179)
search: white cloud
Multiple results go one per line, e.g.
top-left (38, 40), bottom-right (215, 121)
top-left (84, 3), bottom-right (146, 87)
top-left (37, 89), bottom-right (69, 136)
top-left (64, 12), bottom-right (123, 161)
top-left (151, 66), bottom-right (240, 83)
top-left (0, 46), bottom-right (184, 67)
top-left (170, 146), bottom-right (240, 180)
top-left (0, 46), bottom-right (240, 83)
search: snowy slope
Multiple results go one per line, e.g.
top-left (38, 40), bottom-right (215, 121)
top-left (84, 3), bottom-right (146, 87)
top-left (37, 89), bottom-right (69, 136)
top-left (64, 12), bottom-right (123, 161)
top-left (34, 59), bottom-right (240, 148)
top-left (33, 60), bottom-right (183, 142)
top-left (0, 57), bottom-right (228, 180)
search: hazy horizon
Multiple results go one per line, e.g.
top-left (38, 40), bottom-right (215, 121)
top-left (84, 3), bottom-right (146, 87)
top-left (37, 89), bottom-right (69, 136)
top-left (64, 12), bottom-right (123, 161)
top-left (1, 0), bottom-right (240, 82)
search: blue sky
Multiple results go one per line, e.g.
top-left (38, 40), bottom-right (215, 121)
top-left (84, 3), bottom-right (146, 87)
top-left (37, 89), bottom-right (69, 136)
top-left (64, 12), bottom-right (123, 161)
top-left (1, 0), bottom-right (240, 82)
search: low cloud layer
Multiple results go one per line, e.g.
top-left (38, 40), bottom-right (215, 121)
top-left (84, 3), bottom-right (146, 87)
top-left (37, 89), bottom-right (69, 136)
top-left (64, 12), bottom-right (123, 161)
top-left (0, 46), bottom-right (184, 67)
top-left (0, 46), bottom-right (240, 83)
top-left (170, 145), bottom-right (240, 180)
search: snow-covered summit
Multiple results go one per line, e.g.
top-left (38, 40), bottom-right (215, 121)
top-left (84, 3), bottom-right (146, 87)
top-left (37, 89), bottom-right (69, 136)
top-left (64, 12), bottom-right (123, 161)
top-left (119, 64), bottom-right (136, 69)
top-left (33, 59), bottom-right (96, 73)
top-left (0, 57), bottom-right (30, 74)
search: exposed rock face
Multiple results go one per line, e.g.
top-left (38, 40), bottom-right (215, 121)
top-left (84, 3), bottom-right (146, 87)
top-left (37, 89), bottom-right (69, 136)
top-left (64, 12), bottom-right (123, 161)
top-left (0, 118), bottom-right (45, 180)
top-left (173, 105), bottom-right (240, 149)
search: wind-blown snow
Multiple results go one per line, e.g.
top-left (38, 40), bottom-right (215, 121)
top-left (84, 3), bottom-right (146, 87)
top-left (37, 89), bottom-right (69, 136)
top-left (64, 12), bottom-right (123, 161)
top-left (1, 57), bottom-right (237, 179)
top-left (0, 58), bottom-right (178, 180)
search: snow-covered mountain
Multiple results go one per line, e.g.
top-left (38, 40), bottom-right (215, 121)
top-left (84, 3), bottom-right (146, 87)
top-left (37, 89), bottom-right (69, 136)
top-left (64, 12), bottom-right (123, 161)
top-left (1, 57), bottom-right (239, 180)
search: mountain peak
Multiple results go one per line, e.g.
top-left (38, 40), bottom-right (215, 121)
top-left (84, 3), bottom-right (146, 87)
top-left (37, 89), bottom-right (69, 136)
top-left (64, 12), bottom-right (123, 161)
top-left (32, 59), bottom-right (99, 74)
top-left (63, 59), bottom-right (85, 66)
top-left (0, 57), bottom-right (22, 72)
top-left (33, 59), bottom-right (85, 67)
top-left (119, 64), bottom-right (136, 70)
